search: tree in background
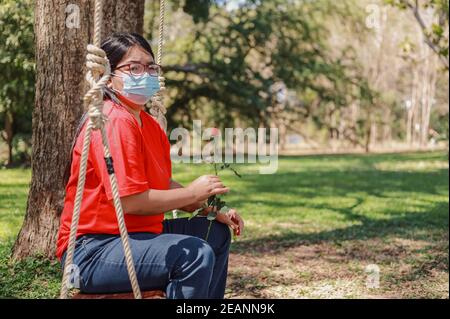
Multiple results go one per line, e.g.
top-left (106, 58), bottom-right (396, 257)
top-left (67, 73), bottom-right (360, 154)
top-left (387, 0), bottom-right (449, 70)
top-left (386, 0), bottom-right (449, 146)
top-left (146, 0), bottom-right (378, 149)
top-left (149, 0), bottom-right (447, 151)
top-left (0, 0), bottom-right (34, 166)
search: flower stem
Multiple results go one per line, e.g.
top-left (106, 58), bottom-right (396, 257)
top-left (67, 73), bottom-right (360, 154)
top-left (205, 220), bottom-right (213, 241)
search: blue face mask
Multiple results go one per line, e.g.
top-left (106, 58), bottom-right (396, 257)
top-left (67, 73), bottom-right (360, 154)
top-left (113, 72), bottom-right (160, 105)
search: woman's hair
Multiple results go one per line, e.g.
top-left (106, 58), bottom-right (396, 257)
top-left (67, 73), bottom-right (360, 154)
top-left (63, 32), bottom-right (161, 187)
top-left (101, 32), bottom-right (155, 73)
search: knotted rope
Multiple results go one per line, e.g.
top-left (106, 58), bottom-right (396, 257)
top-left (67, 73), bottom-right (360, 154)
top-left (60, 0), bottom-right (142, 299)
top-left (150, 0), bottom-right (167, 132)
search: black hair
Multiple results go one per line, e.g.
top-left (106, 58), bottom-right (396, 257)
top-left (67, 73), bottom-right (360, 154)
top-left (63, 32), bottom-right (155, 186)
top-left (101, 32), bottom-right (155, 72)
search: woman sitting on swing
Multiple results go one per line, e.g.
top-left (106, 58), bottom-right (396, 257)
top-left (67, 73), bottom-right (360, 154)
top-left (56, 32), bottom-right (244, 299)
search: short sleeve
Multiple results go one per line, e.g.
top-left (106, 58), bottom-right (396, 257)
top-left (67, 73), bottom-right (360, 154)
top-left (91, 118), bottom-right (149, 201)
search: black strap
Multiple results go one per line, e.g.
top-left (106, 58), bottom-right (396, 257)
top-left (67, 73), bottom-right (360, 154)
top-left (104, 156), bottom-right (114, 175)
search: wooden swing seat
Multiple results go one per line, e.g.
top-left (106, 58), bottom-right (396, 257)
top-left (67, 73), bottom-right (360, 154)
top-left (72, 290), bottom-right (166, 299)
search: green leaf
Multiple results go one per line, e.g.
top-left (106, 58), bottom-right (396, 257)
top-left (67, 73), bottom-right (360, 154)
top-left (216, 197), bottom-right (226, 210)
top-left (207, 195), bottom-right (216, 206)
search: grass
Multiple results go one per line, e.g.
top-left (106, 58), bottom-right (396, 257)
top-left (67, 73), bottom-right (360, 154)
top-left (0, 151), bottom-right (448, 298)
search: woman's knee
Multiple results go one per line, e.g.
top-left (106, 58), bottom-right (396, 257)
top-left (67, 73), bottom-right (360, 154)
top-left (171, 235), bottom-right (216, 271)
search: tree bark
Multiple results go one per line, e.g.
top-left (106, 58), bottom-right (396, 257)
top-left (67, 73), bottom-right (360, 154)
top-left (420, 52), bottom-right (437, 146)
top-left (102, 0), bottom-right (145, 39)
top-left (2, 110), bottom-right (14, 166)
top-left (12, 0), bottom-right (145, 260)
top-left (408, 66), bottom-right (421, 146)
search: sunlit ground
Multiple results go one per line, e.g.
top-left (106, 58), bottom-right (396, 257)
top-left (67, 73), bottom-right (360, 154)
top-left (0, 151), bottom-right (448, 298)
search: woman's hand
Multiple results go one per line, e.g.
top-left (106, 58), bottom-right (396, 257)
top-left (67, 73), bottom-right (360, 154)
top-left (215, 209), bottom-right (245, 236)
top-left (169, 178), bottom-right (205, 212)
top-left (187, 175), bottom-right (229, 202)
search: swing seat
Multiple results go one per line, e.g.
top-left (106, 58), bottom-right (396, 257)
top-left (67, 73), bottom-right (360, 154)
top-left (72, 290), bottom-right (166, 299)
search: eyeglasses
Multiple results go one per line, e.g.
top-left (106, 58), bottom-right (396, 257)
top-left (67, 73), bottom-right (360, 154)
top-left (115, 62), bottom-right (162, 77)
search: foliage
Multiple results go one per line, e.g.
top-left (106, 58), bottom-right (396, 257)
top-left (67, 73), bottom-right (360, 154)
top-left (176, 0), bottom-right (213, 23)
top-left (0, 241), bottom-right (61, 298)
top-left (0, 0), bottom-right (34, 165)
top-left (155, 0), bottom-right (375, 133)
top-left (0, 0), bottom-right (448, 164)
top-left (386, 0), bottom-right (449, 69)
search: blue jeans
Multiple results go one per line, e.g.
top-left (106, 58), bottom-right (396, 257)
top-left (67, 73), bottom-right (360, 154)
top-left (61, 217), bottom-right (231, 299)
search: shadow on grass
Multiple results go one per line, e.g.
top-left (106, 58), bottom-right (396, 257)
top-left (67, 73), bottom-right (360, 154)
top-left (231, 166), bottom-right (449, 253)
top-left (232, 201), bottom-right (448, 253)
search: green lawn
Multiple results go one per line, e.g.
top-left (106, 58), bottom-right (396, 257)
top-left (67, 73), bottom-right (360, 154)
top-left (0, 151), bottom-right (448, 298)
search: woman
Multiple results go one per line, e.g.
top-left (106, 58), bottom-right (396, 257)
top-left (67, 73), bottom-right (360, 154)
top-left (56, 32), bottom-right (244, 299)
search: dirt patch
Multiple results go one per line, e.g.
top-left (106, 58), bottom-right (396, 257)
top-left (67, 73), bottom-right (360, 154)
top-left (225, 237), bottom-right (449, 299)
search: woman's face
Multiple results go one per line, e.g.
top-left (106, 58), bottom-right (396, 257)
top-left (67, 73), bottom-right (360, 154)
top-left (109, 45), bottom-right (154, 93)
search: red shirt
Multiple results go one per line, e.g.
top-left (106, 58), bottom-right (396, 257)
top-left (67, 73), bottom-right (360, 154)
top-left (56, 100), bottom-right (172, 260)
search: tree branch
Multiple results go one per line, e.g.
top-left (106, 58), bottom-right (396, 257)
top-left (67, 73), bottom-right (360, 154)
top-left (405, 0), bottom-right (449, 69)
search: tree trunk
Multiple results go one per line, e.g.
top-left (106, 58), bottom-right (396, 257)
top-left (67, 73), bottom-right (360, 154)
top-left (12, 0), bottom-right (145, 260)
top-left (102, 1), bottom-right (145, 40)
top-left (420, 52), bottom-right (437, 147)
top-left (382, 107), bottom-right (392, 144)
top-left (365, 114), bottom-right (372, 153)
top-left (408, 67), bottom-right (420, 146)
top-left (3, 110), bottom-right (14, 166)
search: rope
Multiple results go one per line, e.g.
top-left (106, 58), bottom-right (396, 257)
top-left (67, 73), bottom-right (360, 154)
top-left (154, 0), bottom-right (174, 218)
top-left (150, 0), bottom-right (167, 132)
top-left (60, 0), bottom-right (142, 299)
top-left (157, 0), bottom-right (165, 66)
